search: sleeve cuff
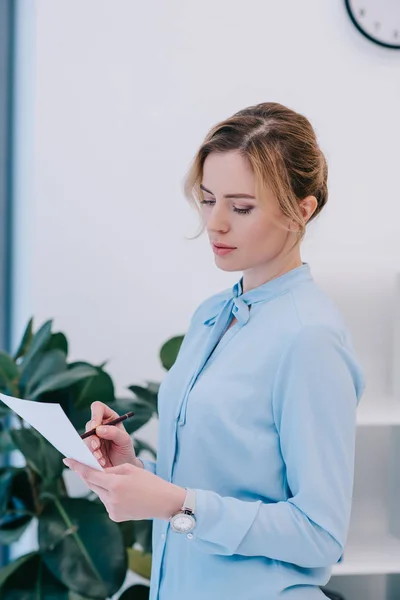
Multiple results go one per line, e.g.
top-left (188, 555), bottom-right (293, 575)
top-left (191, 488), bottom-right (261, 554)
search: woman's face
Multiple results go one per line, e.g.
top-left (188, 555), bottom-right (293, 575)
top-left (200, 150), bottom-right (296, 279)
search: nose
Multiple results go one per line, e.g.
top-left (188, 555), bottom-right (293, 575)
top-left (206, 202), bottom-right (230, 234)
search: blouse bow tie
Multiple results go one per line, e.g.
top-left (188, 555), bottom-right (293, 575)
top-left (203, 279), bottom-right (265, 328)
top-left (203, 295), bottom-right (250, 327)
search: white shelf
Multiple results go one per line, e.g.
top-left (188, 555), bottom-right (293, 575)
top-left (332, 533), bottom-right (400, 576)
top-left (357, 396), bottom-right (400, 427)
top-left (328, 275), bottom-right (400, 598)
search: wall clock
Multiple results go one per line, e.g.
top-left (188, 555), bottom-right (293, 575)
top-left (345, 0), bottom-right (400, 49)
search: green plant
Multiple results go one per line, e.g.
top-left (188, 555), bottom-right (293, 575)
top-left (0, 318), bottom-right (184, 599)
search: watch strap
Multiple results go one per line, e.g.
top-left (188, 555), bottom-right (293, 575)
top-left (182, 488), bottom-right (196, 514)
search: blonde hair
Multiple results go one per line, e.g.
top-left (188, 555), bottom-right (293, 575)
top-left (183, 102), bottom-right (328, 244)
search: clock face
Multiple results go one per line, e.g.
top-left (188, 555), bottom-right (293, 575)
top-left (345, 0), bottom-right (400, 49)
top-left (171, 514), bottom-right (195, 533)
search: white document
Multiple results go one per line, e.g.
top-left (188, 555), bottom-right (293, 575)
top-left (0, 393), bottom-right (102, 471)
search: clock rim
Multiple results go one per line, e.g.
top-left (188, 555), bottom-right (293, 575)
top-left (170, 512), bottom-right (196, 532)
top-left (344, 0), bottom-right (400, 49)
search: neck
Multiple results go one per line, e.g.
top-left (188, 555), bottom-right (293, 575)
top-left (241, 251), bottom-right (303, 294)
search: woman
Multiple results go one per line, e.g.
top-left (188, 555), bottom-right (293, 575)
top-left (64, 102), bottom-right (365, 599)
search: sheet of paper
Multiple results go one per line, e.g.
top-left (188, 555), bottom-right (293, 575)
top-left (0, 393), bottom-right (102, 471)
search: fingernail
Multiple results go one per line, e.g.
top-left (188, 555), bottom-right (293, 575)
top-left (91, 440), bottom-right (98, 449)
top-left (63, 458), bottom-right (71, 467)
top-left (97, 426), bottom-right (107, 434)
top-left (100, 458), bottom-right (106, 466)
top-left (90, 420), bottom-right (96, 429)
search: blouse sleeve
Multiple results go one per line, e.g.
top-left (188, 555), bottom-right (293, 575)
top-left (187, 326), bottom-right (365, 568)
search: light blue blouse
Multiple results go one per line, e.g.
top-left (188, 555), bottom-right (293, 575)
top-left (141, 263), bottom-right (365, 600)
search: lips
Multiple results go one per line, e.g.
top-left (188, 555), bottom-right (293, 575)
top-left (212, 243), bottom-right (236, 250)
top-left (212, 242), bottom-right (236, 256)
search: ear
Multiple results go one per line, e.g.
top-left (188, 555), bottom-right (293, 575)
top-left (299, 195), bottom-right (318, 223)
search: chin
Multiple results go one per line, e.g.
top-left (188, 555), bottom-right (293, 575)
top-left (214, 257), bottom-right (243, 272)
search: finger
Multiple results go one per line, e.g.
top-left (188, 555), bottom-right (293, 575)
top-left (82, 448), bottom-right (106, 468)
top-left (92, 448), bottom-right (104, 462)
top-left (90, 401), bottom-right (121, 428)
top-left (95, 423), bottom-right (132, 447)
top-left (83, 426), bottom-right (100, 451)
top-left (81, 425), bottom-right (108, 465)
top-left (63, 459), bottom-right (111, 489)
top-left (93, 451), bottom-right (106, 468)
top-left (88, 438), bottom-right (101, 453)
top-left (83, 481), bottom-right (110, 501)
top-left (82, 438), bottom-right (105, 468)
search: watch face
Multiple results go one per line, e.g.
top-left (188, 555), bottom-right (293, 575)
top-left (345, 0), bottom-right (400, 49)
top-left (171, 513), bottom-right (196, 533)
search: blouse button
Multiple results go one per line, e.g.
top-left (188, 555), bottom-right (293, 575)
top-left (187, 533), bottom-right (193, 540)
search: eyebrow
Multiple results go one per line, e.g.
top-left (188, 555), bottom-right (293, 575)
top-left (200, 184), bottom-right (256, 200)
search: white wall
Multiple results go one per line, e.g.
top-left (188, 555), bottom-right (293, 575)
top-left (21, 0), bottom-right (398, 386)
top-left (11, 0), bottom-right (400, 596)
top-left (19, 0), bottom-right (399, 438)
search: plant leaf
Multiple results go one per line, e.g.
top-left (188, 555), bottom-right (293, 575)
top-left (46, 332), bottom-right (69, 355)
top-left (39, 498), bottom-right (127, 599)
top-left (30, 365), bottom-right (98, 400)
top-left (19, 351), bottom-right (48, 393)
top-left (0, 429), bottom-right (16, 453)
top-left (0, 551), bottom-right (36, 587)
top-left (111, 399), bottom-right (153, 434)
top-left (0, 551), bottom-right (69, 600)
top-left (70, 362), bottom-right (115, 409)
top-left (10, 467), bottom-right (36, 513)
top-left (25, 349), bottom-right (67, 396)
top-left (0, 466), bottom-right (35, 545)
top-left (0, 467), bottom-right (14, 514)
top-left (145, 380), bottom-right (160, 395)
top-left (0, 467), bottom-right (35, 545)
top-left (0, 401), bottom-right (10, 417)
top-left (13, 317), bottom-right (34, 361)
top-left (20, 320), bottom-right (53, 376)
top-left (0, 515), bottom-right (33, 544)
top-left (128, 385), bottom-right (158, 412)
top-left (68, 405), bottom-right (92, 435)
top-left (0, 467), bottom-right (35, 544)
top-left (159, 335), bottom-right (184, 371)
top-left (11, 428), bottom-right (64, 482)
top-left (118, 583), bottom-right (150, 600)
top-left (0, 352), bottom-right (19, 394)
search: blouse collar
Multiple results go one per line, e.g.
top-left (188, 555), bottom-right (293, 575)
top-left (204, 262), bottom-right (312, 327)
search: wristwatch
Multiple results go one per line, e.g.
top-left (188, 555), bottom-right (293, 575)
top-left (169, 488), bottom-right (196, 534)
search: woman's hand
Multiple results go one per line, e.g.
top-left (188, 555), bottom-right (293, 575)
top-left (62, 459), bottom-right (186, 522)
top-left (83, 401), bottom-right (141, 468)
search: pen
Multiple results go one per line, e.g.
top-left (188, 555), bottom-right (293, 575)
top-left (80, 411), bottom-right (135, 440)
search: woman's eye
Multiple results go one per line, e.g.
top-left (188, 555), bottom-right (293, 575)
top-left (200, 200), bottom-right (253, 215)
top-left (233, 206), bottom-right (253, 215)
